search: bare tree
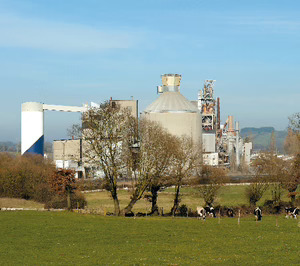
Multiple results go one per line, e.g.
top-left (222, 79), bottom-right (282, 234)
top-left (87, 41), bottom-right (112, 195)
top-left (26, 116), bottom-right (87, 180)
top-left (170, 136), bottom-right (201, 216)
top-left (123, 119), bottom-right (176, 214)
top-left (288, 112), bottom-right (300, 132)
top-left (80, 102), bottom-right (136, 215)
top-left (285, 112), bottom-right (300, 156)
top-left (196, 165), bottom-right (227, 207)
top-left (146, 133), bottom-right (178, 215)
top-left (270, 131), bottom-right (277, 154)
top-left (284, 129), bottom-right (300, 155)
top-left (252, 152), bottom-right (290, 205)
top-left (285, 112), bottom-right (300, 203)
top-left (245, 181), bottom-right (268, 206)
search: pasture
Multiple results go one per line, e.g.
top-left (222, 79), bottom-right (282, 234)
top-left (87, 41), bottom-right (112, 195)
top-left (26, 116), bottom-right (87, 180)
top-left (0, 211), bottom-right (299, 265)
top-left (84, 185), bottom-right (294, 214)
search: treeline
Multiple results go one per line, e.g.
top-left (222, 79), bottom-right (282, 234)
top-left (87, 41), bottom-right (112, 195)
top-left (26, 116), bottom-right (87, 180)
top-left (70, 102), bottom-right (300, 216)
top-left (0, 153), bottom-right (86, 209)
top-left (70, 101), bottom-right (229, 216)
top-left (242, 113), bottom-right (300, 210)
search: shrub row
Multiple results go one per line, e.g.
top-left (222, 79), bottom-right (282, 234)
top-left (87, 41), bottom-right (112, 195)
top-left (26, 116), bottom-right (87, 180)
top-left (0, 153), bottom-right (86, 209)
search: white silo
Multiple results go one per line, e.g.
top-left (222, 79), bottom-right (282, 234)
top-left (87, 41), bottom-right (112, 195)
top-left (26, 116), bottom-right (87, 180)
top-left (21, 102), bottom-right (44, 155)
top-left (143, 74), bottom-right (202, 144)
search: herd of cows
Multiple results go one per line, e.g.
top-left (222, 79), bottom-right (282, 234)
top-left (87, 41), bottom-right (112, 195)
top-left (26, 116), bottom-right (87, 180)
top-left (196, 206), bottom-right (299, 221)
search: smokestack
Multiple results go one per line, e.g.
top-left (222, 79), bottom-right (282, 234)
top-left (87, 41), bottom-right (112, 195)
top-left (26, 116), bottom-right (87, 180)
top-left (217, 97), bottom-right (220, 130)
top-left (228, 116), bottom-right (234, 132)
top-left (236, 121), bottom-right (240, 167)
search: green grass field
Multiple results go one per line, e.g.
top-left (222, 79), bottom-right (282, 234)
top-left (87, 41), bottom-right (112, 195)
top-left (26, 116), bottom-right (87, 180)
top-left (0, 211), bottom-right (299, 265)
top-left (84, 185), bottom-right (294, 214)
top-left (0, 185), bottom-right (297, 215)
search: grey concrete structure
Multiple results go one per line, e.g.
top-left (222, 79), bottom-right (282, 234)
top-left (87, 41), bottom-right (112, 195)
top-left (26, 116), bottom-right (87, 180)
top-left (143, 74), bottom-right (202, 144)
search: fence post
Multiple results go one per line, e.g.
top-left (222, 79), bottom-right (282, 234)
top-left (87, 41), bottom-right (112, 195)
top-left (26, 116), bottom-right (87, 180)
top-left (238, 210), bottom-right (240, 226)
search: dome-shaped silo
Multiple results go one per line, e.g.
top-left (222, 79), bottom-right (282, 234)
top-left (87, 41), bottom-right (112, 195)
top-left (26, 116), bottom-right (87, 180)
top-left (143, 74), bottom-right (202, 144)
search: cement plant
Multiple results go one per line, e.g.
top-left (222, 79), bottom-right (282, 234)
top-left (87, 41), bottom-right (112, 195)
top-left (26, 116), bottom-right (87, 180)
top-left (21, 74), bottom-right (252, 179)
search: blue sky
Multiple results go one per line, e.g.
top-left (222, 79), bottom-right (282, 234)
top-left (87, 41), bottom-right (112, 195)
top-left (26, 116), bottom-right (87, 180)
top-left (0, 0), bottom-right (299, 142)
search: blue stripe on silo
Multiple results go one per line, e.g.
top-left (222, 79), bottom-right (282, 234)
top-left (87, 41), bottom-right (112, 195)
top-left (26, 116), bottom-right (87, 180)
top-left (24, 135), bottom-right (44, 156)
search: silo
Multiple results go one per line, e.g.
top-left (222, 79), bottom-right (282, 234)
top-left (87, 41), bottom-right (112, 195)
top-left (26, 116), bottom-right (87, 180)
top-left (21, 102), bottom-right (44, 156)
top-left (143, 74), bottom-right (202, 144)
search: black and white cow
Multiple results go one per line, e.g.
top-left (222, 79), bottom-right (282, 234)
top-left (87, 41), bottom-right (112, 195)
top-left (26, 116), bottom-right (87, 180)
top-left (226, 208), bottom-right (234, 217)
top-left (254, 207), bottom-right (262, 221)
top-left (285, 207), bottom-right (299, 219)
top-left (204, 206), bottom-right (216, 218)
top-left (197, 206), bottom-right (206, 220)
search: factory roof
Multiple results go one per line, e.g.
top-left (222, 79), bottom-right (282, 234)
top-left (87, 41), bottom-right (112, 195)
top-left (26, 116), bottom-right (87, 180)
top-left (144, 91), bottom-right (199, 113)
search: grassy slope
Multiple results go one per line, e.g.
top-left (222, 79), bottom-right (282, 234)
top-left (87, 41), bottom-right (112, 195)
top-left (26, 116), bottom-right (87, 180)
top-left (85, 186), bottom-right (294, 214)
top-left (0, 185), bottom-right (296, 213)
top-left (0, 198), bottom-right (44, 209)
top-left (0, 211), bottom-right (299, 265)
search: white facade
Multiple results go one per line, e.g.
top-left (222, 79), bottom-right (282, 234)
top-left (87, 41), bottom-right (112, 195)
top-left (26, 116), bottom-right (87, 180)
top-left (202, 133), bottom-right (216, 153)
top-left (203, 153), bottom-right (218, 166)
top-left (243, 142), bottom-right (253, 165)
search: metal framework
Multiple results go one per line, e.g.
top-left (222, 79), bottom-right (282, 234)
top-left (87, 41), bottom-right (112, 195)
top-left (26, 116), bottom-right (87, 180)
top-left (198, 80), bottom-right (216, 131)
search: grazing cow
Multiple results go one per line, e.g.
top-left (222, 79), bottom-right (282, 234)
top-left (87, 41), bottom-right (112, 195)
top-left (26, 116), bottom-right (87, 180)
top-left (285, 207), bottom-right (299, 219)
top-left (204, 206), bottom-right (216, 218)
top-left (226, 208), bottom-right (234, 217)
top-left (254, 207), bottom-right (262, 221)
top-left (196, 206), bottom-right (206, 220)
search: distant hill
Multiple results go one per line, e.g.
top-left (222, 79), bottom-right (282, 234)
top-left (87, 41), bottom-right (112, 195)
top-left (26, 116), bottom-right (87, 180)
top-left (241, 127), bottom-right (287, 153)
top-left (0, 141), bottom-right (53, 153)
top-left (0, 141), bottom-right (17, 152)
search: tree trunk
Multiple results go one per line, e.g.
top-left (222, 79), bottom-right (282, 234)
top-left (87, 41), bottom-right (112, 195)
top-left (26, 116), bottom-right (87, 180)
top-left (288, 187), bottom-right (297, 206)
top-left (123, 197), bottom-right (138, 214)
top-left (67, 189), bottom-right (71, 210)
top-left (171, 185), bottom-right (181, 216)
top-left (111, 186), bottom-right (120, 216)
top-left (291, 194), bottom-right (295, 205)
top-left (122, 183), bottom-right (149, 215)
top-left (151, 185), bottom-right (160, 215)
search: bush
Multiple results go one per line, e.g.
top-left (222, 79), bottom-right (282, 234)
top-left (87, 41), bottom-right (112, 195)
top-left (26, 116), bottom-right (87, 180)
top-left (245, 182), bottom-right (268, 206)
top-left (178, 204), bottom-right (188, 216)
top-left (0, 153), bottom-right (54, 200)
top-left (0, 153), bottom-right (86, 209)
top-left (76, 179), bottom-right (106, 191)
top-left (44, 191), bottom-right (87, 209)
top-left (34, 183), bottom-right (55, 203)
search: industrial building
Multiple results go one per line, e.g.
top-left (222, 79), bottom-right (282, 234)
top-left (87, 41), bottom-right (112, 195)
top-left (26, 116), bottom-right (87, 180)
top-left (21, 102), bottom-right (87, 156)
top-left (21, 74), bottom-right (252, 178)
top-left (143, 74), bottom-right (202, 144)
top-left (52, 99), bottom-right (138, 178)
top-left (197, 81), bottom-right (252, 167)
